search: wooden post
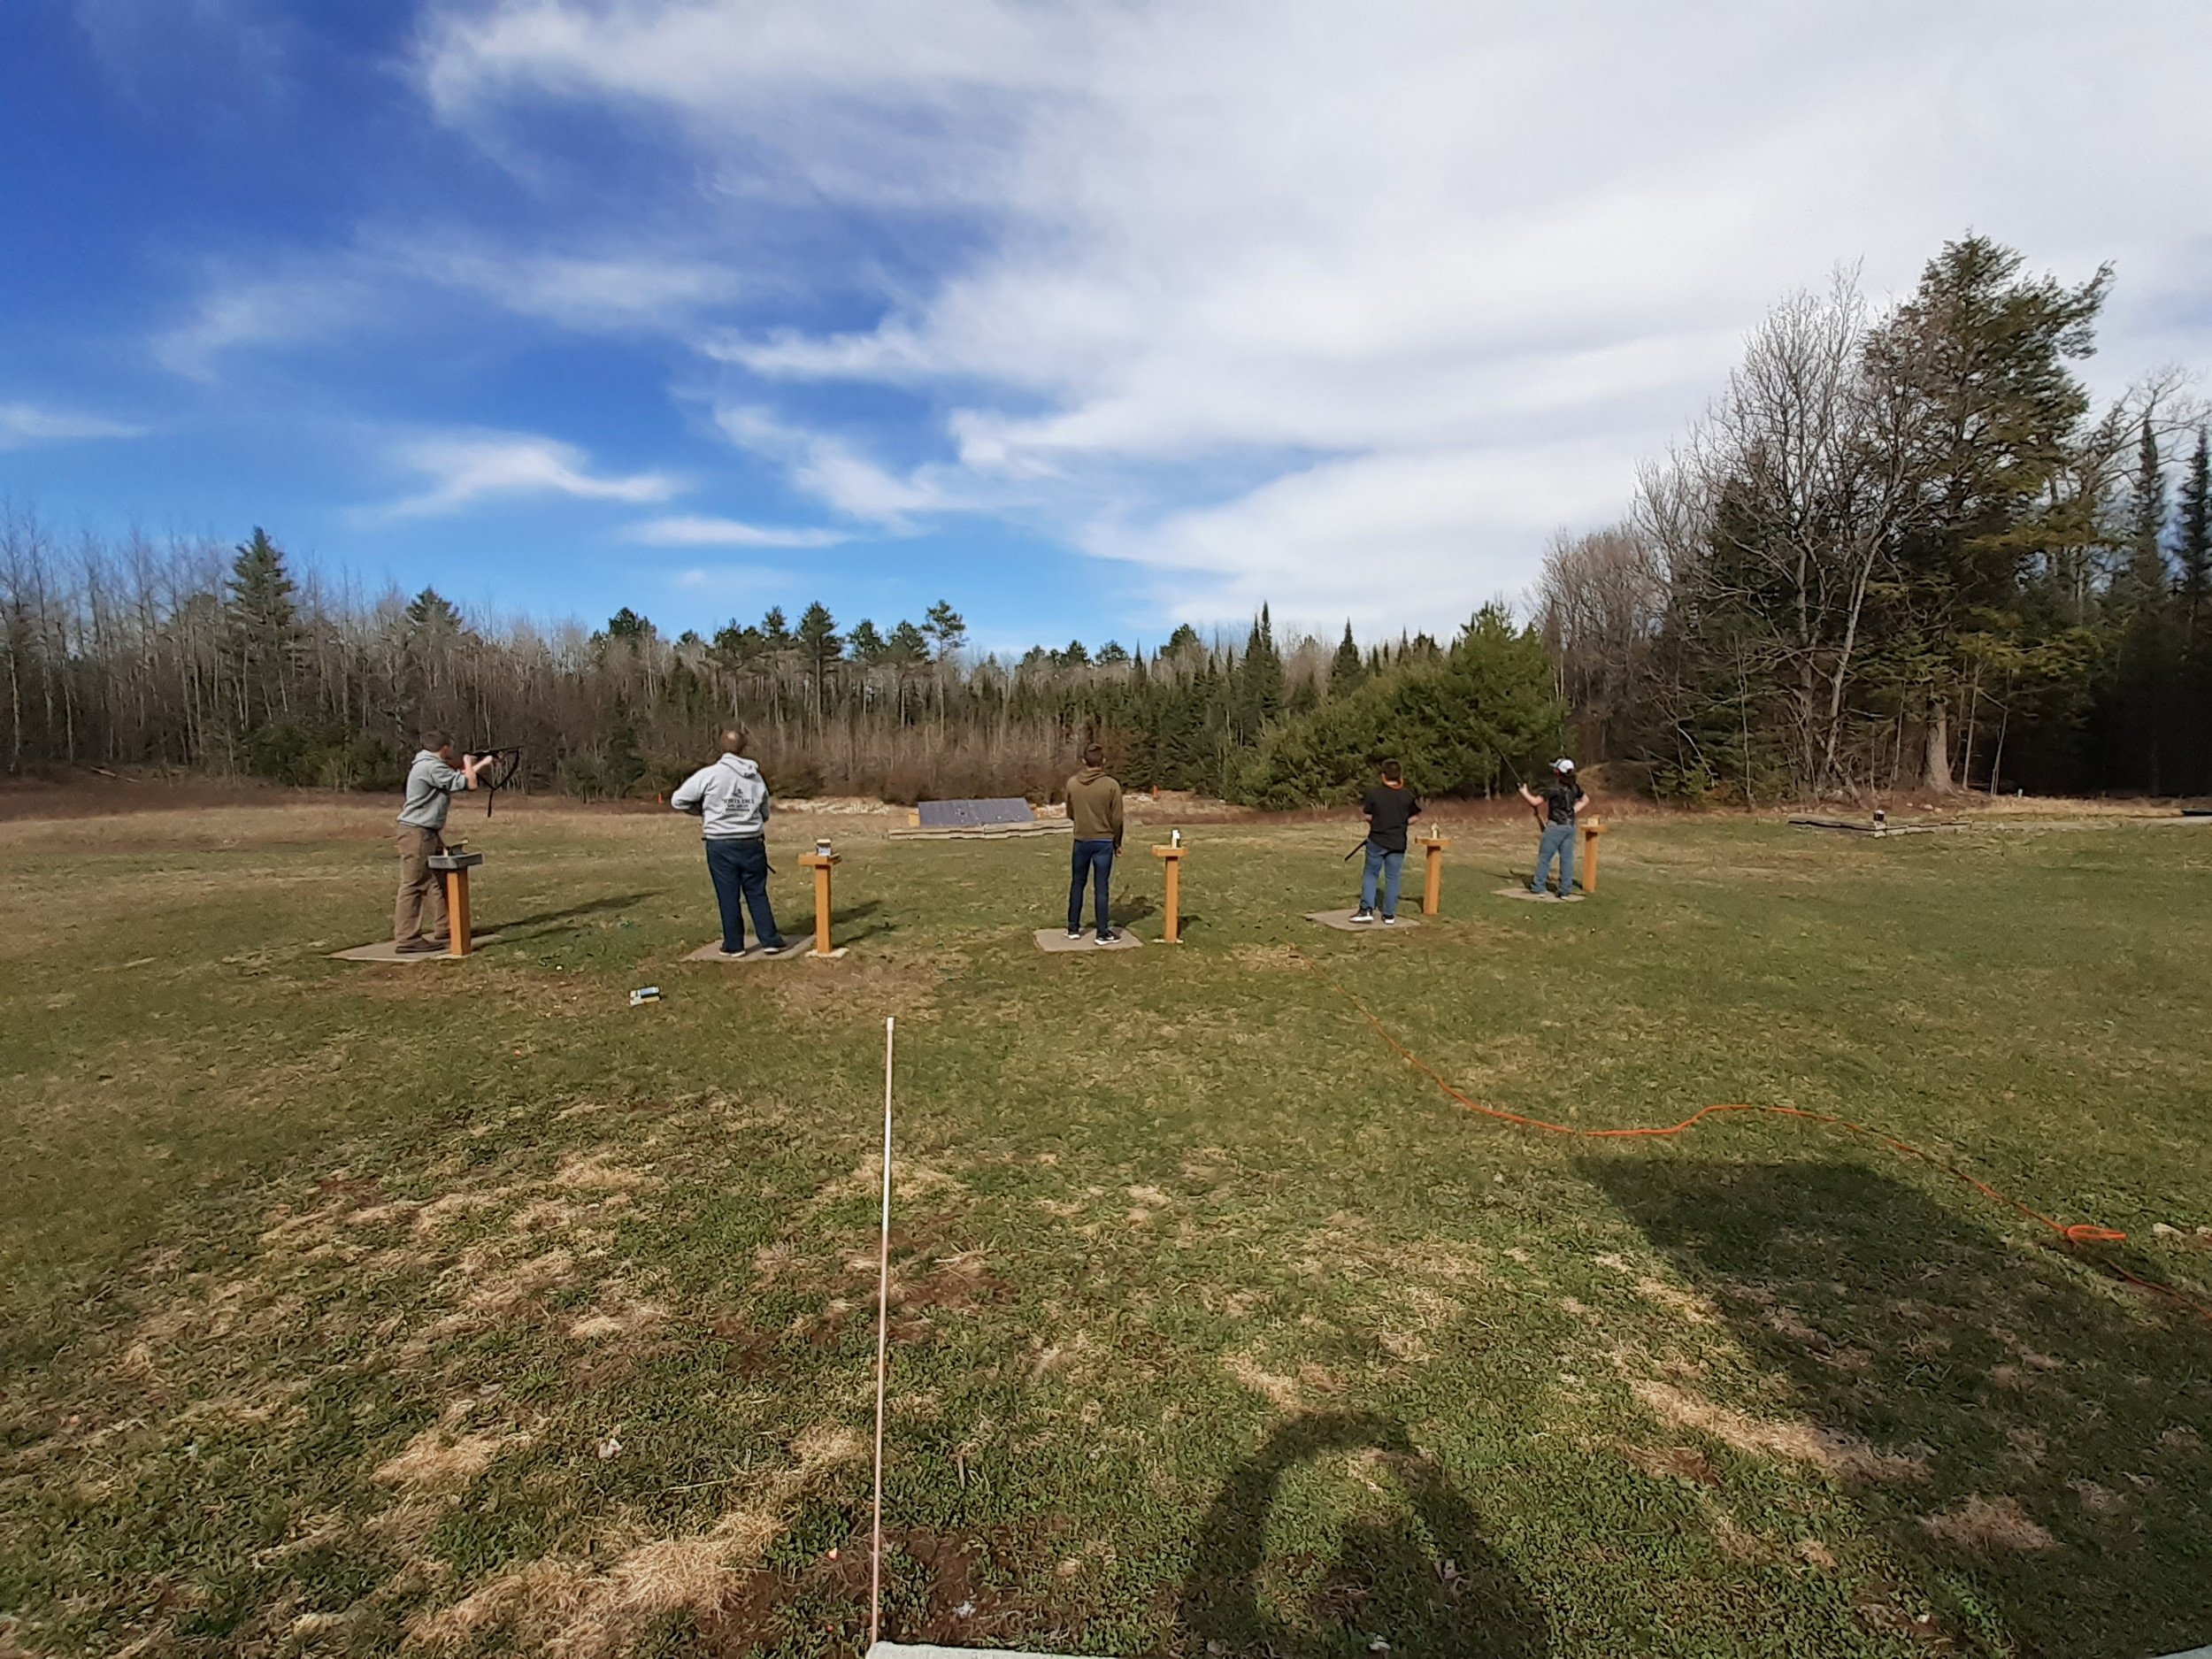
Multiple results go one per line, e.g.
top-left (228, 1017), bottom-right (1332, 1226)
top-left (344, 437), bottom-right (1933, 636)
top-left (1578, 822), bottom-right (1606, 894)
top-left (1152, 843), bottom-right (1186, 942)
top-left (1416, 834), bottom-right (1450, 917)
top-left (429, 850), bottom-right (485, 956)
top-left (800, 851), bottom-right (841, 957)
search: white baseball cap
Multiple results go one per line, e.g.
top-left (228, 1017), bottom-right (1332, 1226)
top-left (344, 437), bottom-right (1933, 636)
top-left (1552, 757), bottom-right (1576, 772)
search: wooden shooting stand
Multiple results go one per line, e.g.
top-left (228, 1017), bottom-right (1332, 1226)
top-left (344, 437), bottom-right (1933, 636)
top-left (1416, 834), bottom-right (1449, 916)
top-left (1578, 822), bottom-right (1606, 894)
top-left (426, 850), bottom-right (485, 956)
top-left (798, 850), bottom-right (847, 958)
top-left (1152, 842), bottom-right (1187, 942)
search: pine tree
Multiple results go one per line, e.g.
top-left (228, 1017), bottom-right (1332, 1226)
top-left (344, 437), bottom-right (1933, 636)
top-left (223, 527), bottom-right (301, 727)
top-left (1239, 606), bottom-right (1283, 735)
top-left (1863, 234), bottom-right (2109, 789)
top-left (2110, 415), bottom-right (2177, 791)
top-left (923, 600), bottom-right (966, 660)
top-left (2178, 431), bottom-right (2212, 793)
top-left (846, 619), bottom-right (887, 665)
top-left (2116, 416), bottom-right (2170, 613)
top-left (1329, 622), bottom-right (1363, 695)
top-left (404, 588), bottom-right (463, 634)
top-left (2174, 429), bottom-right (2210, 641)
top-left (795, 603), bottom-right (841, 713)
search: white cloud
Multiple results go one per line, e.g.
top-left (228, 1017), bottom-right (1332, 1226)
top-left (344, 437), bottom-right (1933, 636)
top-left (0, 402), bottom-right (145, 449)
top-left (153, 273), bottom-right (372, 380)
top-left (379, 431), bottom-right (680, 518)
top-left (710, 404), bottom-right (970, 526)
top-left (627, 514), bottom-right (847, 548)
top-left (419, 0), bottom-right (2212, 628)
top-left (395, 243), bottom-right (746, 331)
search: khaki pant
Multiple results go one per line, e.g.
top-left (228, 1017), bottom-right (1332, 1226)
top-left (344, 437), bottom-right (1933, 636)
top-left (394, 826), bottom-right (449, 942)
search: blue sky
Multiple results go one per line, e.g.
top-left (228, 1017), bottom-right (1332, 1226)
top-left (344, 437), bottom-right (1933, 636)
top-left (6, 1), bottom-right (2211, 657)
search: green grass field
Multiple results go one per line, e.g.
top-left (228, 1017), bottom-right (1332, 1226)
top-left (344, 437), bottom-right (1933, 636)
top-left (3, 794), bottom-right (2208, 1658)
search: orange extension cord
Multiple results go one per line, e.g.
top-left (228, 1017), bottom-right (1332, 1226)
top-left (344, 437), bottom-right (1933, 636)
top-left (1294, 949), bottom-right (2212, 1322)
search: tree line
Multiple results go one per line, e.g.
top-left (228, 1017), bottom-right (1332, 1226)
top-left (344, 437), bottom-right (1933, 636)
top-left (0, 514), bottom-right (1562, 804)
top-left (1539, 234), bottom-right (2211, 801)
top-left (9, 232), bottom-right (2196, 809)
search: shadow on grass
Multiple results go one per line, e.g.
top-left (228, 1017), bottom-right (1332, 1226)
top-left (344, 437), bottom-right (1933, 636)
top-left (492, 889), bottom-right (664, 936)
top-left (1109, 894), bottom-right (1158, 926)
top-left (1181, 1412), bottom-right (1545, 1657)
top-left (1584, 1156), bottom-right (2211, 1659)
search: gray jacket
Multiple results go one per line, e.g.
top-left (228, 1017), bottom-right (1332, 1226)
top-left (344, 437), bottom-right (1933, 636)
top-left (398, 749), bottom-right (470, 831)
top-left (670, 753), bottom-right (772, 838)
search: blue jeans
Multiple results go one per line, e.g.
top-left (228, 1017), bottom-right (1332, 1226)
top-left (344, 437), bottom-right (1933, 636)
top-left (706, 836), bottom-right (783, 952)
top-left (1069, 839), bottom-right (1114, 934)
top-left (1360, 843), bottom-right (1405, 917)
top-left (1532, 822), bottom-right (1577, 895)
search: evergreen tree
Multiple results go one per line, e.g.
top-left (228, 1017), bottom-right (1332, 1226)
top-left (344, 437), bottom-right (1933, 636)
top-left (223, 526), bottom-right (301, 727)
top-left (1239, 605), bottom-right (1283, 734)
top-left (795, 603), bottom-right (841, 712)
top-left (1863, 234), bottom-right (2109, 789)
top-left (847, 619), bottom-right (887, 665)
top-left (1329, 622), bottom-right (1363, 695)
top-left (886, 620), bottom-right (930, 664)
top-left (2109, 416), bottom-right (2178, 791)
top-left (923, 600), bottom-right (967, 660)
top-left (404, 588), bottom-right (463, 635)
top-left (2173, 430), bottom-right (2209, 638)
top-left (603, 607), bottom-right (655, 641)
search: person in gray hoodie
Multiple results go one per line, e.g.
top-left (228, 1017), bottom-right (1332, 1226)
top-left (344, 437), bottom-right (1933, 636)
top-left (670, 726), bottom-right (787, 956)
top-left (393, 731), bottom-right (488, 951)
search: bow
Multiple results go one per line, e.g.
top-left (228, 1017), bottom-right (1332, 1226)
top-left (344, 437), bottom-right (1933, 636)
top-left (468, 746), bottom-right (525, 817)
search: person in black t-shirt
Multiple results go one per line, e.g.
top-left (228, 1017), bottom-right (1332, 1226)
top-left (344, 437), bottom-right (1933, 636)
top-left (1517, 758), bottom-right (1590, 897)
top-left (1353, 760), bottom-right (1422, 923)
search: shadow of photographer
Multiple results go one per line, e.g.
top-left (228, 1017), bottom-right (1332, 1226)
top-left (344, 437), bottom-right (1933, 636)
top-left (1181, 1411), bottom-right (1547, 1658)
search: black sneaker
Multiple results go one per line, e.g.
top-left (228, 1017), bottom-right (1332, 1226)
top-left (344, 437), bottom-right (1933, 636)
top-left (1094, 929), bottom-right (1118, 945)
top-left (761, 941), bottom-right (786, 956)
top-left (1349, 907), bottom-right (1375, 924)
top-left (1066, 927), bottom-right (1084, 941)
top-left (1379, 914), bottom-right (1398, 925)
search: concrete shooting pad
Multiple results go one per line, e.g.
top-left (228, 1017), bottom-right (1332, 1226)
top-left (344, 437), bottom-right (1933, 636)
top-left (1494, 886), bottom-right (1585, 903)
top-left (682, 941), bottom-right (841, 963)
top-left (1033, 927), bottom-right (1143, 953)
top-left (330, 933), bottom-right (508, 962)
top-left (868, 1647), bottom-right (1108, 1659)
top-left (1305, 909), bottom-right (1421, 933)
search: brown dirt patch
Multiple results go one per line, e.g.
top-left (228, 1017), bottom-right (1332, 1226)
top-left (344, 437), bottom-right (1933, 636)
top-left (1618, 1441), bottom-right (1722, 1486)
top-left (1917, 1494), bottom-right (2057, 1553)
top-left (1629, 1379), bottom-right (1927, 1483)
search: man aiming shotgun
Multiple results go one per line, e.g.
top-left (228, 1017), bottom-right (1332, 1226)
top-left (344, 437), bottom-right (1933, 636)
top-left (392, 731), bottom-right (492, 953)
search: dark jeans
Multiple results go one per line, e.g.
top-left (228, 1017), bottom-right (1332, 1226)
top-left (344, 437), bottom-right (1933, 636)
top-left (705, 836), bottom-right (782, 952)
top-left (1068, 839), bottom-right (1115, 934)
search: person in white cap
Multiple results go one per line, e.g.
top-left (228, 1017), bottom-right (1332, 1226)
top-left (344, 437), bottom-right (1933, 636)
top-left (1518, 758), bottom-right (1589, 899)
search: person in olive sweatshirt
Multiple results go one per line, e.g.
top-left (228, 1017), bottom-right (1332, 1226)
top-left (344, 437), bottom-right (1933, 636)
top-left (1064, 743), bottom-right (1125, 943)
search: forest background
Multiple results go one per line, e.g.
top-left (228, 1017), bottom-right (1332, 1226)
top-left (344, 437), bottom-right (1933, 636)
top-left (6, 235), bottom-right (2208, 809)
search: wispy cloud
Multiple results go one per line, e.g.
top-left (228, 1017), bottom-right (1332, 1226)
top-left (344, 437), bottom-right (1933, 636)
top-left (626, 514), bottom-right (847, 548)
top-left (0, 402), bottom-right (146, 449)
top-left (153, 273), bottom-right (372, 380)
top-left (711, 404), bottom-right (963, 526)
top-left (377, 431), bottom-right (680, 518)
